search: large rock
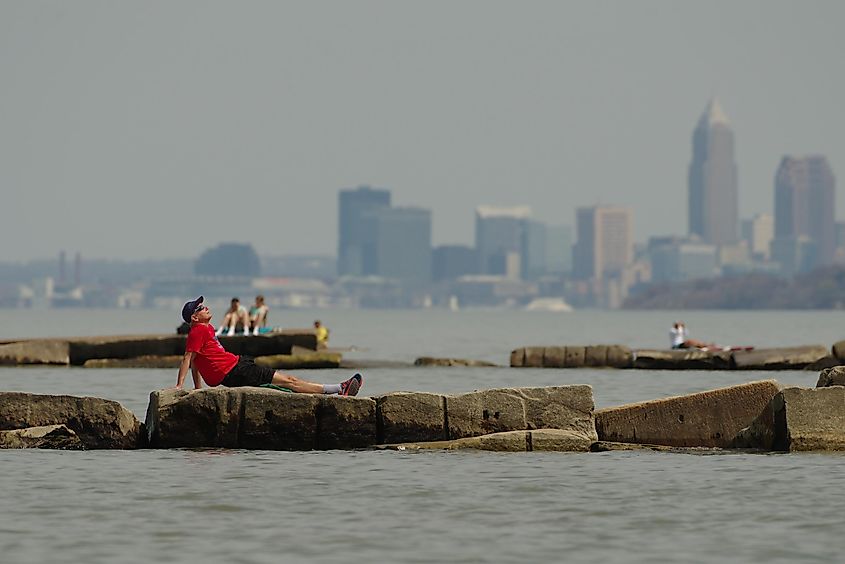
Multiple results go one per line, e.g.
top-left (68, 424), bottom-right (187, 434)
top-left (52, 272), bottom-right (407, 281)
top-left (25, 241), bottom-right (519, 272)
top-left (146, 387), bottom-right (377, 450)
top-left (0, 392), bottom-right (141, 449)
top-left (381, 429), bottom-right (593, 452)
top-left (446, 386), bottom-right (596, 442)
top-left (0, 425), bottom-right (84, 449)
top-left (734, 387), bottom-right (845, 451)
top-left (731, 346), bottom-right (830, 370)
top-left (0, 340), bottom-right (70, 365)
top-left (817, 366), bottom-right (845, 387)
top-left (595, 380), bottom-right (781, 448)
top-left (832, 340), bottom-right (845, 361)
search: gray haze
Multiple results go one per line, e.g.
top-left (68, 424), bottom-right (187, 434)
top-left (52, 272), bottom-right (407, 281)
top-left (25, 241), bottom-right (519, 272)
top-left (1, 1), bottom-right (843, 261)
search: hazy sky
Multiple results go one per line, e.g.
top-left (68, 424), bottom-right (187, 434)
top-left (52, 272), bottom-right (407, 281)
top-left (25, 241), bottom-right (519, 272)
top-left (2, 1), bottom-right (843, 261)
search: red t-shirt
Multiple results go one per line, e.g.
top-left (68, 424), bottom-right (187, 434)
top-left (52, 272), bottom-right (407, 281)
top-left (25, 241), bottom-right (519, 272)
top-left (185, 323), bottom-right (239, 386)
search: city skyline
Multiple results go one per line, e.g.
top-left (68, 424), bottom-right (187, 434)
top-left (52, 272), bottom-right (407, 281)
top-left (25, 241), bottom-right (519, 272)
top-left (2, 2), bottom-right (844, 261)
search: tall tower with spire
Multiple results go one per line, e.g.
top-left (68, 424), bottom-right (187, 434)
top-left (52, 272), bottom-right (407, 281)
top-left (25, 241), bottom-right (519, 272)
top-left (688, 98), bottom-right (738, 245)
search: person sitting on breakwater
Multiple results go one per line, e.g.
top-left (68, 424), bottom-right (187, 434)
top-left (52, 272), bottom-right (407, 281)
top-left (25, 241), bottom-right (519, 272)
top-left (670, 321), bottom-right (716, 350)
top-left (248, 295), bottom-right (270, 336)
top-left (217, 297), bottom-right (251, 337)
top-left (177, 296), bottom-right (362, 395)
top-left (314, 320), bottom-right (329, 349)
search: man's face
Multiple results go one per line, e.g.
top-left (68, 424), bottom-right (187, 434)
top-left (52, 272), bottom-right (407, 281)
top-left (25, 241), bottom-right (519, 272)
top-left (192, 303), bottom-right (212, 323)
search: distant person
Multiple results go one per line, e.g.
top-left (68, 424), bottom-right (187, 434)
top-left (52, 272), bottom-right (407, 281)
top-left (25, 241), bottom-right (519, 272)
top-left (177, 296), bottom-right (362, 395)
top-left (670, 321), bottom-right (715, 350)
top-left (314, 320), bottom-right (329, 349)
top-left (217, 297), bottom-right (251, 337)
top-left (248, 295), bottom-right (269, 335)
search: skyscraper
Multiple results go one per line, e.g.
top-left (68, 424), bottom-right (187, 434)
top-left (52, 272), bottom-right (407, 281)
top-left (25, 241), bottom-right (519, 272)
top-left (573, 205), bottom-right (633, 280)
top-left (772, 155), bottom-right (836, 272)
top-left (337, 186), bottom-right (391, 276)
top-left (475, 206), bottom-right (531, 276)
top-left (688, 98), bottom-right (738, 245)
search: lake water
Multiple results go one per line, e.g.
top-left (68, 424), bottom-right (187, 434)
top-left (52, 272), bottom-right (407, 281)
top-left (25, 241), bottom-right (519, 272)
top-left (2, 308), bottom-right (845, 563)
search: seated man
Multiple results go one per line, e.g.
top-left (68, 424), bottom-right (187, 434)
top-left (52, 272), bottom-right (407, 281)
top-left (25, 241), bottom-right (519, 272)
top-left (178, 296), bottom-right (362, 395)
top-left (248, 295), bottom-right (269, 336)
top-left (670, 322), bottom-right (715, 350)
top-left (217, 297), bottom-right (251, 336)
top-left (314, 320), bottom-right (329, 349)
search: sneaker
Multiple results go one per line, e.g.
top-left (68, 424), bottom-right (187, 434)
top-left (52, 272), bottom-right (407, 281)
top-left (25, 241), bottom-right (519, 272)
top-left (339, 373), bottom-right (363, 397)
top-left (226, 328), bottom-right (236, 337)
top-left (253, 327), bottom-right (260, 336)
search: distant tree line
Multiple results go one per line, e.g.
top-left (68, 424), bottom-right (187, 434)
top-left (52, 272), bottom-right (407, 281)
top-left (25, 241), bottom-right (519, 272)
top-left (623, 266), bottom-right (845, 310)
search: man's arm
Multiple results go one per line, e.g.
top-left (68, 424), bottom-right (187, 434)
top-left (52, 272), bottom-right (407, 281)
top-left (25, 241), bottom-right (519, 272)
top-left (175, 351), bottom-right (195, 389)
top-left (191, 365), bottom-right (203, 390)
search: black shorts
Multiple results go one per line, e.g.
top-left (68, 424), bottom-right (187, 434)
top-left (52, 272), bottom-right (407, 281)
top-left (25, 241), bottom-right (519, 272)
top-left (220, 356), bottom-right (275, 387)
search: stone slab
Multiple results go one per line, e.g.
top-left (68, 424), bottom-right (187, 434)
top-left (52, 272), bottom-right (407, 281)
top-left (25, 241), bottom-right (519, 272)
top-left (595, 380), bottom-right (781, 448)
top-left (605, 345), bottom-right (634, 368)
top-left (0, 340), bottom-right (70, 365)
top-left (730, 346), bottom-right (829, 370)
top-left (414, 357), bottom-right (497, 367)
top-left (633, 349), bottom-right (731, 370)
top-left (446, 386), bottom-right (596, 441)
top-left (381, 428), bottom-right (593, 452)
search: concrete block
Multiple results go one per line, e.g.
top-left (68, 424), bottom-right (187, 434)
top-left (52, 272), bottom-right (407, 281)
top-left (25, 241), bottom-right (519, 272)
top-left (542, 346), bottom-right (566, 368)
top-left (377, 392), bottom-right (446, 444)
top-left (316, 395), bottom-right (377, 450)
top-left (564, 346), bottom-right (586, 368)
top-left (584, 346), bottom-right (608, 367)
top-left (595, 380), bottom-right (781, 448)
top-left (524, 347), bottom-right (545, 368)
top-left (605, 345), bottom-right (634, 368)
top-left (510, 348), bottom-right (526, 367)
top-left (239, 391), bottom-right (321, 450)
top-left (736, 387), bottom-right (845, 451)
top-left (446, 386), bottom-right (596, 441)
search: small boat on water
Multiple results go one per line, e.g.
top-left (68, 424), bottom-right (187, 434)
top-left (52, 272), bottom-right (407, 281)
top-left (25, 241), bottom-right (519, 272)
top-left (523, 298), bottom-right (573, 312)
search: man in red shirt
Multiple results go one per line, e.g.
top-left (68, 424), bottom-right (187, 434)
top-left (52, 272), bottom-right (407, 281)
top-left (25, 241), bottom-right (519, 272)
top-left (175, 296), bottom-right (362, 395)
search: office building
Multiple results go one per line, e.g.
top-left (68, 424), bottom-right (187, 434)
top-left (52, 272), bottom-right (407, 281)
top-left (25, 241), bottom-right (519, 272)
top-left (370, 206), bottom-right (432, 284)
top-left (741, 213), bottom-right (774, 261)
top-left (475, 206), bottom-right (531, 276)
top-left (573, 205), bottom-right (633, 280)
top-left (688, 98), bottom-right (738, 245)
top-left (772, 155), bottom-right (836, 272)
top-left (432, 245), bottom-right (477, 281)
top-left (337, 186), bottom-right (391, 276)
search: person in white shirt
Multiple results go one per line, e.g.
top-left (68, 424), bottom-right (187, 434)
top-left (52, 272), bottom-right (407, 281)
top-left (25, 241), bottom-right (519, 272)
top-left (670, 321), bottom-right (714, 350)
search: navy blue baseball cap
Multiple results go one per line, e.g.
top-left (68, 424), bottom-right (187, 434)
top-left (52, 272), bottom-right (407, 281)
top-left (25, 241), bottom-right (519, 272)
top-left (181, 296), bottom-right (204, 323)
